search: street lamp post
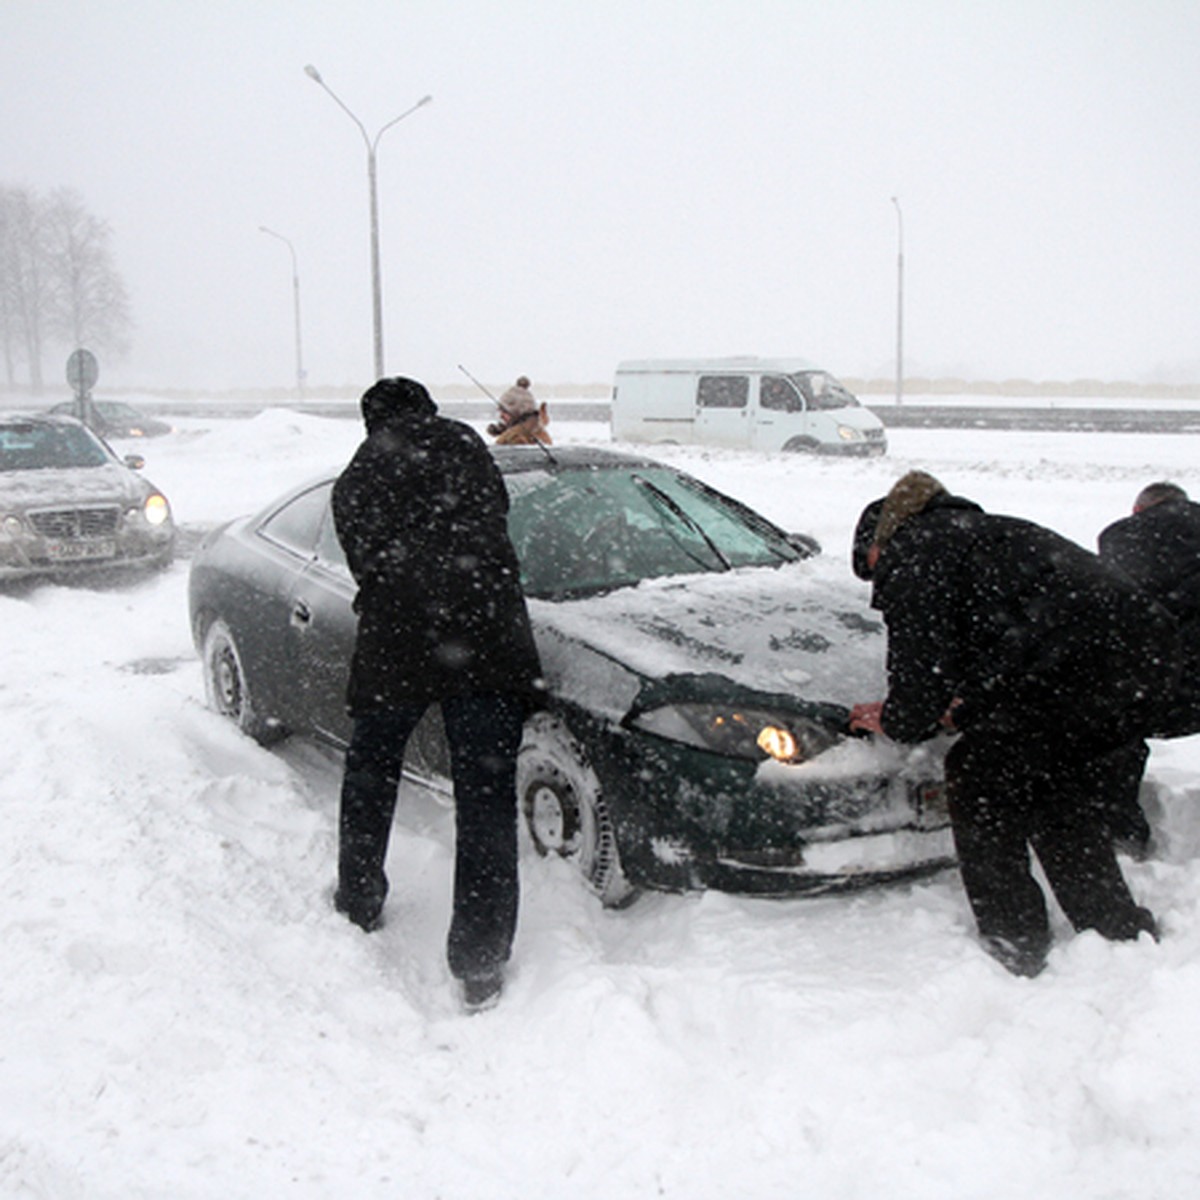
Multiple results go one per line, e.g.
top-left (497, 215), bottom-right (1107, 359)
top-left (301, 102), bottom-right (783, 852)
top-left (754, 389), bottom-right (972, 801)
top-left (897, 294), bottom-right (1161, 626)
top-left (891, 196), bottom-right (904, 407)
top-left (259, 225), bottom-right (305, 398)
top-left (304, 64), bottom-right (431, 380)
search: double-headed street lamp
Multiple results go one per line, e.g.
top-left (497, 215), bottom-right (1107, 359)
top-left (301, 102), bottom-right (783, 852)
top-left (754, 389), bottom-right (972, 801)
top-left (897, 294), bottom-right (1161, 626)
top-left (891, 196), bottom-right (905, 407)
top-left (304, 64), bottom-right (432, 380)
top-left (258, 225), bottom-right (305, 398)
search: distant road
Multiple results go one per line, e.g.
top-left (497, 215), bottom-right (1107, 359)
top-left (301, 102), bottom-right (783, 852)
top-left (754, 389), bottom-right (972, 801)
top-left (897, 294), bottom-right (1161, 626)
top-left (5, 394), bottom-right (1200, 433)
top-left (160, 398), bottom-right (1200, 433)
top-left (870, 405), bottom-right (1200, 433)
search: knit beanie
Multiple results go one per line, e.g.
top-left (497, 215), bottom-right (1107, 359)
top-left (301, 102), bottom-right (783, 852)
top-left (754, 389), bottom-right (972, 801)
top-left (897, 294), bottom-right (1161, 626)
top-left (872, 470), bottom-right (948, 550)
top-left (360, 376), bottom-right (437, 432)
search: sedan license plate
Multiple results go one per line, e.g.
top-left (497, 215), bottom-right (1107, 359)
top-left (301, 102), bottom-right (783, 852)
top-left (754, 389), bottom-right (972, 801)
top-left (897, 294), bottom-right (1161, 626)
top-left (46, 539), bottom-right (116, 561)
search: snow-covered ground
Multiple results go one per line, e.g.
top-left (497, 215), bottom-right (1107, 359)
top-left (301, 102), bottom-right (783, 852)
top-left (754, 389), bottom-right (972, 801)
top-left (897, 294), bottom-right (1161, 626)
top-left (4, 405), bottom-right (1200, 1199)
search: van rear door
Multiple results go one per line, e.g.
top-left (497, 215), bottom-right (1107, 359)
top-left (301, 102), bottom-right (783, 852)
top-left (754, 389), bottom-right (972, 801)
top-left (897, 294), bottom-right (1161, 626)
top-left (694, 373), bottom-right (751, 447)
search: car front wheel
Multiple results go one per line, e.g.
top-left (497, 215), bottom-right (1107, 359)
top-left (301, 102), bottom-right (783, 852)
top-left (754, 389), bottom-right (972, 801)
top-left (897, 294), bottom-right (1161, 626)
top-left (201, 617), bottom-right (287, 745)
top-left (518, 712), bottom-right (637, 908)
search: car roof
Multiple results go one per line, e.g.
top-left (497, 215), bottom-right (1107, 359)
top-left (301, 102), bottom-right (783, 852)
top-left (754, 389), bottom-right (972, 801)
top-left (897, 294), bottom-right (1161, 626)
top-left (490, 444), bottom-right (670, 475)
top-left (1, 412), bottom-right (87, 430)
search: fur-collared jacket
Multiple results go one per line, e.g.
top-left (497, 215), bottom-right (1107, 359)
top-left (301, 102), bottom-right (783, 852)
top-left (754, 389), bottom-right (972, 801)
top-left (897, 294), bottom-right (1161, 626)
top-left (869, 492), bottom-right (1180, 747)
top-left (332, 380), bottom-right (542, 714)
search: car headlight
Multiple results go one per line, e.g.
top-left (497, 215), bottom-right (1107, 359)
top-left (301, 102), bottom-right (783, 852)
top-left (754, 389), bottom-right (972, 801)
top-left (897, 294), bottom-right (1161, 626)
top-left (836, 425), bottom-right (864, 442)
top-left (631, 702), bottom-right (841, 764)
top-left (2, 514), bottom-right (23, 537)
top-left (143, 493), bottom-right (171, 526)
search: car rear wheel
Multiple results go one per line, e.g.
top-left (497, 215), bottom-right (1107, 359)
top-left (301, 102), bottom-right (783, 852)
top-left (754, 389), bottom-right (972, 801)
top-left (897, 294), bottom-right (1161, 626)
top-left (518, 712), bottom-right (637, 908)
top-left (201, 617), bottom-right (287, 745)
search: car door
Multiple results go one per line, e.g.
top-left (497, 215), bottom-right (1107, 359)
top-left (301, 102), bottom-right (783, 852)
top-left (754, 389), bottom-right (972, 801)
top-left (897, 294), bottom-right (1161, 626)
top-left (694, 374), bottom-right (751, 447)
top-left (753, 374), bottom-right (811, 451)
top-left (287, 500), bottom-right (357, 747)
top-left (288, 492), bottom-right (452, 785)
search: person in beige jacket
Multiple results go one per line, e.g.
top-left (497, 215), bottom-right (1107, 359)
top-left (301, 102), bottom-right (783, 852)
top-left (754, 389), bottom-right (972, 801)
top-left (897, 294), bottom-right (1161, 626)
top-left (488, 375), bottom-right (551, 445)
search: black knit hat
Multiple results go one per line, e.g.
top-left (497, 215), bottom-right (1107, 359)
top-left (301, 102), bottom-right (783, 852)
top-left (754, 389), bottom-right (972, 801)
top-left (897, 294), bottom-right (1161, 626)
top-left (851, 497), bottom-right (885, 581)
top-left (360, 376), bottom-right (436, 431)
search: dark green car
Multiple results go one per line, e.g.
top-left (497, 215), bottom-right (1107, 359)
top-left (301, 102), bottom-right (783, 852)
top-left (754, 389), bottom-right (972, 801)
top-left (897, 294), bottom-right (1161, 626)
top-left (189, 446), bottom-right (952, 906)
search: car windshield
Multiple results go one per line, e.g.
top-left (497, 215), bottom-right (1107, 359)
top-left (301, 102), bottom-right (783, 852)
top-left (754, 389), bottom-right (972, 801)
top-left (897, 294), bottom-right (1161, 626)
top-left (795, 371), bottom-right (859, 411)
top-left (0, 423), bottom-right (111, 471)
top-left (506, 463), bottom-right (804, 598)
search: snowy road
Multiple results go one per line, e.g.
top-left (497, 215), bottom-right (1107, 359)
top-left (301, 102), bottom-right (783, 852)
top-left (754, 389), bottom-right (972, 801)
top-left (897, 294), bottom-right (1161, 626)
top-left (4, 408), bottom-right (1200, 1199)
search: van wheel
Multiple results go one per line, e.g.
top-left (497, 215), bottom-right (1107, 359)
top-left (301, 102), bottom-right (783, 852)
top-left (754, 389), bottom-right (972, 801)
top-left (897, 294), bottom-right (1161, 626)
top-left (783, 437), bottom-right (820, 454)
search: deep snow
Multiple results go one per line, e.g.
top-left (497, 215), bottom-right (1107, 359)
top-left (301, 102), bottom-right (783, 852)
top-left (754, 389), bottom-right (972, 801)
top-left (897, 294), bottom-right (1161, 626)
top-left (3, 403), bottom-right (1200, 1199)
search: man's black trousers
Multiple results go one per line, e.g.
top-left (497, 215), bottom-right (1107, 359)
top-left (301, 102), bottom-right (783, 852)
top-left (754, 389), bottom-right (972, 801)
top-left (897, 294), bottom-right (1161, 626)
top-left (336, 692), bottom-right (526, 980)
top-left (945, 728), bottom-right (1157, 953)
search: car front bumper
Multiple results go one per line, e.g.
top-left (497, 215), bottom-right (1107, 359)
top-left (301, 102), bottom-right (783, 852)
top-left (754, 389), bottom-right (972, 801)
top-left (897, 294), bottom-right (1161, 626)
top-left (589, 721), bottom-right (954, 895)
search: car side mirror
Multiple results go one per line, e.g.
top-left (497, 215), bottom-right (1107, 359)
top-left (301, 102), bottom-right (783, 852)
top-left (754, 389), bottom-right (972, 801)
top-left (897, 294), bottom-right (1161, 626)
top-left (124, 454), bottom-right (145, 470)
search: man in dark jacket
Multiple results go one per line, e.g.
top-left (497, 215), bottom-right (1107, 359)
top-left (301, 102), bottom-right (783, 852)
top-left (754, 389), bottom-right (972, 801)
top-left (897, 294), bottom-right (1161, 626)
top-left (849, 471), bottom-right (1178, 977)
top-left (1099, 482), bottom-right (1200, 739)
top-left (331, 376), bottom-right (543, 1011)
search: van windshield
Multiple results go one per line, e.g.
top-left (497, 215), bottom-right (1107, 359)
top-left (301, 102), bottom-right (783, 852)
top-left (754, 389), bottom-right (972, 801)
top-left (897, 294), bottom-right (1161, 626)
top-left (794, 371), bottom-right (859, 411)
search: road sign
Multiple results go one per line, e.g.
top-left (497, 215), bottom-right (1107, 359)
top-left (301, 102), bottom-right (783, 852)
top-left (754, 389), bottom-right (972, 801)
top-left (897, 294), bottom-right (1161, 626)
top-left (66, 348), bottom-right (99, 393)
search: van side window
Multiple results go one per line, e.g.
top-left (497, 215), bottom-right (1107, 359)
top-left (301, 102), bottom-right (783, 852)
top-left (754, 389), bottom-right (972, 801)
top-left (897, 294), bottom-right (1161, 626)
top-left (696, 375), bottom-right (749, 410)
top-left (760, 375), bottom-right (804, 413)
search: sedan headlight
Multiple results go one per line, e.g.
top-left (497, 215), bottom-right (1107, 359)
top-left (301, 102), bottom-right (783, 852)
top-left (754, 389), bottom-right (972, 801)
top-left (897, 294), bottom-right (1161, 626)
top-left (836, 425), bottom-right (864, 442)
top-left (631, 702), bottom-right (841, 764)
top-left (2, 514), bottom-right (23, 537)
top-left (143, 493), bottom-right (171, 526)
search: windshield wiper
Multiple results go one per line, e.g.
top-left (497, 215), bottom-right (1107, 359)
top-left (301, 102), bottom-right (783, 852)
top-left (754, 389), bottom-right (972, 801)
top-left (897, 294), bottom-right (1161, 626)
top-left (632, 475), bottom-right (731, 570)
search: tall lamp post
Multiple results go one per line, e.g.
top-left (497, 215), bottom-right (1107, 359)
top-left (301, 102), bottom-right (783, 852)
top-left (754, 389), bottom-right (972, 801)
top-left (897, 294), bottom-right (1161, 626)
top-left (258, 225), bottom-right (305, 398)
top-left (891, 196), bottom-right (904, 406)
top-left (304, 64), bottom-right (432, 379)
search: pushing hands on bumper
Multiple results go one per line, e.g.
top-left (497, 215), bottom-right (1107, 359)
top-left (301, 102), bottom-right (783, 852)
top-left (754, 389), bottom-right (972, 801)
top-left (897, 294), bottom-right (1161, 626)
top-left (849, 699), bottom-right (960, 736)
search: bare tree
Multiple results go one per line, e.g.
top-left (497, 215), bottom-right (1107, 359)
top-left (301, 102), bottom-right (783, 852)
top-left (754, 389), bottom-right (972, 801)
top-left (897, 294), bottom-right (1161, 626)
top-left (0, 185), bottom-right (132, 391)
top-left (0, 186), bottom-right (51, 390)
top-left (45, 187), bottom-right (132, 360)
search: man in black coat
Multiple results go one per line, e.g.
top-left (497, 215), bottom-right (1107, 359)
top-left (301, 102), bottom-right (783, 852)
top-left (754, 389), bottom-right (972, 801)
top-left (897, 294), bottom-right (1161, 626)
top-left (331, 376), bottom-right (543, 1011)
top-left (1099, 482), bottom-right (1200, 739)
top-left (849, 471), bottom-right (1178, 977)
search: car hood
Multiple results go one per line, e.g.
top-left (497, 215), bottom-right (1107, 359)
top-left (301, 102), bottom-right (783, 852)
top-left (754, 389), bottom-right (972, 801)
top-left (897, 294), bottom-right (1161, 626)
top-left (528, 560), bottom-right (885, 715)
top-left (0, 463), bottom-right (151, 508)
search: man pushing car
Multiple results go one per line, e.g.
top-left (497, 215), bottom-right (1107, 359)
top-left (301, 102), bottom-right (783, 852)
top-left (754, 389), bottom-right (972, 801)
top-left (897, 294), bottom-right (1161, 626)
top-left (848, 470), bottom-right (1178, 977)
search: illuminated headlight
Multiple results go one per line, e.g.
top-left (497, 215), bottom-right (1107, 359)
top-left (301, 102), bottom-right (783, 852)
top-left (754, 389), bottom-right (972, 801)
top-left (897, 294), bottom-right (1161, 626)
top-left (2, 514), bottom-right (23, 537)
top-left (631, 703), bottom-right (841, 764)
top-left (836, 425), bottom-right (864, 442)
top-left (143, 493), bottom-right (171, 526)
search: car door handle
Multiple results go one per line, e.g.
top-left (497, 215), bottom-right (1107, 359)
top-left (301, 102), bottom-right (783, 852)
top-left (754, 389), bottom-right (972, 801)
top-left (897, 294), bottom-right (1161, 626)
top-left (290, 599), bottom-right (312, 629)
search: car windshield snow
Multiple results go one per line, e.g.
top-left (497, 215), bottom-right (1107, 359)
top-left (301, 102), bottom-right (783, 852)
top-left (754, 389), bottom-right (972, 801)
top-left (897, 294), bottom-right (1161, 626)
top-left (505, 464), bottom-right (803, 598)
top-left (0, 422), bottom-right (110, 471)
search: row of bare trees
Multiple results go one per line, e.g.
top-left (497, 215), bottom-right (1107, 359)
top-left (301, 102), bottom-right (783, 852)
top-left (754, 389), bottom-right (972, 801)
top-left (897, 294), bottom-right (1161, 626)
top-left (1, 185), bottom-right (132, 391)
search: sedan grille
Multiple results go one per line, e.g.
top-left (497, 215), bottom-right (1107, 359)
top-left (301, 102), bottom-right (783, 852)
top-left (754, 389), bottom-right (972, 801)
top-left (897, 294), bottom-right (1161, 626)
top-left (27, 506), bottom-right (121, 539)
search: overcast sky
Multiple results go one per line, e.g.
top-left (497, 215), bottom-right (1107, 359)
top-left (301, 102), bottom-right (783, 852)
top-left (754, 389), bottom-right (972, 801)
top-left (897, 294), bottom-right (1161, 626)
top-left (4, 0), bottom-right (1199, 392)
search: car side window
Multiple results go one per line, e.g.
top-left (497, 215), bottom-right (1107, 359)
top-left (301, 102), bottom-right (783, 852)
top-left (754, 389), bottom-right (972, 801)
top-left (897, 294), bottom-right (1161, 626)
top-left (696, 375), bottom-right (749, 410)
top-left (760, 376), bottom-right (804, 413)
top-left (315, 504), bottom-right (348, 571)
top-left (258, 483), bottom-right (331, 558)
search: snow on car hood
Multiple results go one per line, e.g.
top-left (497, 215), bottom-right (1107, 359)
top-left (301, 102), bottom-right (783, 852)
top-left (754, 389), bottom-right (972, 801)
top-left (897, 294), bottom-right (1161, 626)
top-left (528, 559), bottom-right (886, 710)
top-left (0, 463), bottom-right (150, 508)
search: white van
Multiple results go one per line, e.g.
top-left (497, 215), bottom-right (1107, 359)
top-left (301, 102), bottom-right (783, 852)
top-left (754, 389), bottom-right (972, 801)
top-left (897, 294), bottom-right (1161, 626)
top-left (611, 357), bottom-right (887, 455)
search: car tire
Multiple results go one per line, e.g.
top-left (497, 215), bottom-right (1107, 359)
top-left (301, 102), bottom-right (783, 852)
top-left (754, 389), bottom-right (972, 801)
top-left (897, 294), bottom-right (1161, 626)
top-left (518, 712), bottom-right (638, 908)
top-left (201, 617), bottom-right (288, 745)
top-left (782, 437), bottom-right (821, 454)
